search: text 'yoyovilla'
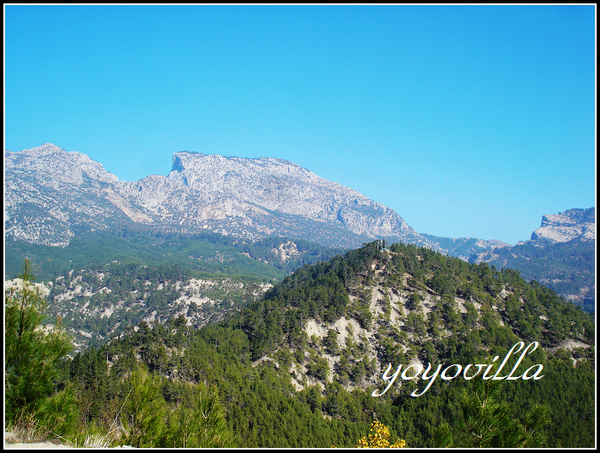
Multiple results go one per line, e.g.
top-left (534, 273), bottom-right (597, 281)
top-left (372, 341), bottom-right (544, 398)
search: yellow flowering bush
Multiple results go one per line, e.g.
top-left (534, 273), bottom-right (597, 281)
top-left (355, 420), bottom-right (407, 448)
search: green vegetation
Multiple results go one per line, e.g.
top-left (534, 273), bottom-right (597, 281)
top-left (6, 230), bottom-right (345, 350)
top-left (42, 262), bottom-right (270, 349)
top-left (5, 228), bottom-right (345, 282)
top-left (485, 238), bottom-right (595, 312)
top-left (4, 242), bottom-right (595, 447)
top-left (5, 260), bottom-right (78, 439)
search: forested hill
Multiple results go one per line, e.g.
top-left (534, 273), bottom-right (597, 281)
top-left (59, 240), bottom-right (595, 448)
top-left (230, 241), bottom-right (594, 376)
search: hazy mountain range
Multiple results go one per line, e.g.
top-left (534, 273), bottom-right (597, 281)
top-left (4, 143), bottom-right (595, 310)
top-left (470, 208), bottom-right (595, 312)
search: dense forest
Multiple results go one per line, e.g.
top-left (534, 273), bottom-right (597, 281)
top-left (5, 241), bottom-right (595, 448)
top-left (5, 228), bottom-right (346, 282)
top-left (482, 237), bottom-right (595, 313)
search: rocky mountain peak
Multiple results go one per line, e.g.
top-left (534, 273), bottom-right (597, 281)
top-left (153, 150), bottom-right (432, 247)
top-left (5, 143), bottom-right (119, 186)
top-left (5, 144), bottom-right (437, 250)
top-left (530, 208), bottom-right (595, 244)
top-left (168, 151), bottom-right (319, 187)
top-left (21, 142), bottom-right (65, 156)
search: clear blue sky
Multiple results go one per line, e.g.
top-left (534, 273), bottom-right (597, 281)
top-left (4, 5), bottom-right (596, 245)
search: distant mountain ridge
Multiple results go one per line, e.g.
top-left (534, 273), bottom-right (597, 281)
top-left (527, 208), bottom-right (595, 244)
top-left (421, 234), bottom-right (512, 262)
top-left (5, 143), bottom-right (436, 250)
top-left (5, 144), bottom-right (594, 310)
top-left (469, 208), bottom-right (596, 312)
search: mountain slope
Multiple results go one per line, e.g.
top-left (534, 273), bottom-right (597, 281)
top-left (5, 144), bottom-right (128, 246)
top-left (6, 232), bottom-right (349, 350)
top-left (4, 228), bottom-right (344, 281)
top-left (63, 240), bottom-right (595, 448)
top-left (422, 234), bottom-right (512, 261)
top-left (233, 240), bottom-right (593, 371)
top-left (6, 144), bottom-right (593, 314)
top-left (471, 208), bottom-right (596, 312)
top-left (5, 262), bottom-right (271, 351)
top-left (5, 144), bottom-right (436, 250)
top-left (216, 240), bottom-right (594, 446)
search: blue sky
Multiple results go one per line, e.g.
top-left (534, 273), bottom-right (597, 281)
top-left (4, 5), bottom-right (596, 245)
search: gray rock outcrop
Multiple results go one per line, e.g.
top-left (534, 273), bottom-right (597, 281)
top-left (5, 144), bottom-right (437, 250)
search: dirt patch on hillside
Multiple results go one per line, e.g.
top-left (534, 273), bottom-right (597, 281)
top-left (4, 431), bottom-right (72, 449)
top-left (557, 338), bottom-right (591, 351)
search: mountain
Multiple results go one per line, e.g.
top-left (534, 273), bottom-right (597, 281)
top-left (421, 234), bottom-right (512, 262)
top-left (5, 232), bottom-right (352, 351)
top-left (6, 144), bottom-right (595, 447)
top-left (528, 208), bottom-right (595, 244)
top-left (54, 240), bottom-right (595, 448)
top-left (238, 240), bottom-right (593, 373)
top-left (469, 208), bottom-right (596, 312)
top-left (5, 144), bottom-right (594, 312)
top-left (5, 143), bottom-right (436, 250)
top-left (5, 143), bottom-right (124, 247)
top-left (4, 227), bottom-right (345, 282)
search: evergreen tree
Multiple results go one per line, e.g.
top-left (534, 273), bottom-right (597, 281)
top-left (121, 367), bottom-right (166, 448)
top-left (162, 382), bottom-right (235, 448)
top-left (5, 260), bottom-right (73, 422)
top-left (455, 380), bottom-right (551, 448)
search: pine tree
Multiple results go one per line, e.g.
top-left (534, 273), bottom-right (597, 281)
top-left (121, 367), bottom-right (166, 448)
top-left (5, 259), bottom-right (73, 422)
top-left (162, 382), bottom-right (235, 448)
top-left (456, 380), bottom-right (550, 448)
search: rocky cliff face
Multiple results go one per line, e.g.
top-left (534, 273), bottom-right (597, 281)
top-left (528, 208), bottom-right (595, 244)
top-left (5, 144), bottom-right (135, 246)
top-left (5, 144), bottom-right (437, 250)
